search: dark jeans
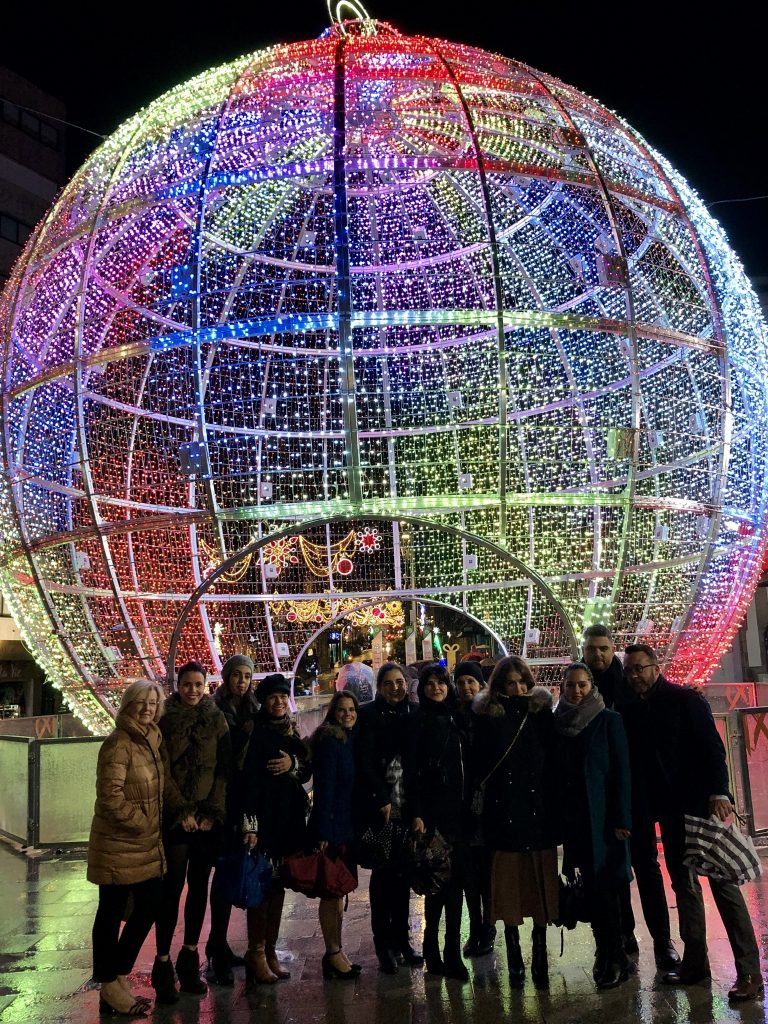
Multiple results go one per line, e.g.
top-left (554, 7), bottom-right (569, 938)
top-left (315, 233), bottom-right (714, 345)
top-left (634, 815), bottom-right (760, 975)
top-left (425, 874), bottom-right (464, 958)
top-left (155, 830), bottom-right (217, 955)
top-left (461, 842), bottom-right (493, 938)
top-left (369, 860), bottom-right (413, 952)
top-left (92, 877), bottom-right (163, 982)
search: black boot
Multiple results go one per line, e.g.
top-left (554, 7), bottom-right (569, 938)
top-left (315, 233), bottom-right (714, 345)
top-left (505, 925), bottom-right (525, 989)
top-left (375, 944), bottom-right (398, 974)
top-left (423, 926), bottom-right (445, 976)
top-left (207, 944), bottom-right (234, 986)
top-left (176, 947), bottom-right (207, 995)
top-left (151, 956), bottom-right (180, 1004)
top-left (531, 925), bottom-right (549, 991)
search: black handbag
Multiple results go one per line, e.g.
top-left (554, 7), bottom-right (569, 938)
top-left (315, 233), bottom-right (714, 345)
top-left (357, 820), bottom-right (408, 869)
top-left (405, 828), bottom-right (452, 895)
top-left (553, 872), bottom-right (589, 929)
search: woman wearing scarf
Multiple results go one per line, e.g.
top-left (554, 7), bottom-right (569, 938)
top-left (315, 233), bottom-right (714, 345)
top-left (405, 664), bottom-right (470, 981)
top-left (237, 673), bottom-right (310, 984)
top-left (553, 661), bottom-right (633, 990)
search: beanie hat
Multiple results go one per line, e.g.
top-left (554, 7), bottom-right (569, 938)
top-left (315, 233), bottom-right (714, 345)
top-left (453, 660), bottom-right (485, 687)
top-left (221, 653), bottom-right (255, 683)
top-left (255, 673), bottom-right (291, 704)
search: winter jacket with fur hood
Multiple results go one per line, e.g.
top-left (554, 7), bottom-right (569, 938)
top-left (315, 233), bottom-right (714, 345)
top-left (87, 712), bottom-right (165, 886)
top-left (160, 694), bottom-right (231, 830)
top-left (472, 685), bottom-right (559, 852)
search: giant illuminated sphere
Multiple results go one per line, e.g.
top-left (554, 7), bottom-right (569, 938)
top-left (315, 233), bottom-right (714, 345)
top-left (2, 15), bottom-right (767, 732)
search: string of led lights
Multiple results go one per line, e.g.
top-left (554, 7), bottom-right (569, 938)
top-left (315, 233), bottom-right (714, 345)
top-left (0, 13), bottom-right (767, 732)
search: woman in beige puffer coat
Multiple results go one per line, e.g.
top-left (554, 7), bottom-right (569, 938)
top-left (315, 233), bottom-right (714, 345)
top-left (87, 680), bottom-right (166, 1016)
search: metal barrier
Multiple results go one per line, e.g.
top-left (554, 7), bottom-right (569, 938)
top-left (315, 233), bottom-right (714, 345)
top-left (737, 707), bottom-right (768, 836)
top-left (0, 697), bottom-right (332, 849)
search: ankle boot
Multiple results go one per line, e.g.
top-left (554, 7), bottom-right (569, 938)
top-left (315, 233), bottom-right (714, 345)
top-left (423, 925), bottom-right (444, 975)
top-left (265, 891), bottom-right (290, 980)
top-left (531, 925), bottom-right (549, 990)
top-left (176, 947), bottom-right (207, 995)
top-left (151, 956), bottom-right (179, 1004)
top-left (504, 925), bottom-right (525, 988)
top-left (245, 905), bottom-right (278, 984)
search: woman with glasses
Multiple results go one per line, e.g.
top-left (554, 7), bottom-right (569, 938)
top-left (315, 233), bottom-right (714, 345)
top-left (87, 681), bottom-right (166, 1017)
top-left (553, 662), bottom-right (633, 989)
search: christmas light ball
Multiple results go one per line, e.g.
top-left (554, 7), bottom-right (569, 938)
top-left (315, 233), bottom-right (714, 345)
top-left (2, 17), bottom-right (767, 732)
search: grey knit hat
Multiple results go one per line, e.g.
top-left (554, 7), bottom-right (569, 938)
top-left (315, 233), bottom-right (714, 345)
top-left (221, 654), bottom-right (255, 683)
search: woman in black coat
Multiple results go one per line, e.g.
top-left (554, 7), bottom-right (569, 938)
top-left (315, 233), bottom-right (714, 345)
top-left (405, 664), bottom-right (469, 981)
top-left (206, 653), bottom-right (258, 983)
top-left (237, 674), bottom-right (311, 985)
top-left (308, 691), bottom-right (362, 980)
top-left (356, 661), bottom-right (422, 974)
top-left (453, 660), bottom-right (495, 958)
top-left (554, 662), bottom-right (633, 990)
top-left (472, 656), bottom-right (558, 990)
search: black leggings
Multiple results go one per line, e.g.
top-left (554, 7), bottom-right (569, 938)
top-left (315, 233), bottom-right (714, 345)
top-left (92, 877), bottom-right (163, 982)
top-left (155, 831), bottom-right (216, 955)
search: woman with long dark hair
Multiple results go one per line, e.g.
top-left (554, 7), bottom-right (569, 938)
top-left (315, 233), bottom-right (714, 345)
top-left (405, 664), bottom-right (470, 981)
top-left (206, 653), bottom-right (257, 984)
top-left (87, 680), bottom-right (166, 1017)
top-left (308, 690), bottom-right (362, 980)
top-left (554, 661), bottom-right (633, 989)
top-left (472, 655), bottom-right (558, 990)
top-left (236, 674), bottom-right (311, 984)
top-left (151, 662), bottom-right (231, 1003)
top-left (356, 662), bottom-right (421, 974)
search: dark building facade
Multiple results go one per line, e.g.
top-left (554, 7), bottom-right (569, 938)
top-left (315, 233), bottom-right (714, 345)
top-left (0, 66), bottom-right (66, 289)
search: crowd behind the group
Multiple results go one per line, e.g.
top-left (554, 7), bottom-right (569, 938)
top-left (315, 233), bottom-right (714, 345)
top-left (86, 626), bottom-right (764, 1017)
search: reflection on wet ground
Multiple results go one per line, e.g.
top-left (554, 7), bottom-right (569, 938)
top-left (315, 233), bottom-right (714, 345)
top-left (2, 841), bottom-right (768, 1023)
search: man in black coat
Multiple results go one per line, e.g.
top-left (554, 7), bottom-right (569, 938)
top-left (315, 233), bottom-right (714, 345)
top-left (621, 644), bottom-right (762, 1002)
top-left (582, 625), bottom-right (672, 964)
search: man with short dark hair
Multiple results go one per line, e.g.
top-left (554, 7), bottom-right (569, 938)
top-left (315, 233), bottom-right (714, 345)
top-left (621, 644), bottom-right (762, 1001)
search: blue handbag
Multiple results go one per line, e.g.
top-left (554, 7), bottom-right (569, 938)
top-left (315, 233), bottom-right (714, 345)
top-left (214, 846), bottom-right (273, 909)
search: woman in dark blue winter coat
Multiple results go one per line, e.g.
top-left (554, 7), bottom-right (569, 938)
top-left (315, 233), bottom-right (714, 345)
top-left (554, 662), bottom-right (633, 990)
top-left (308, 691), bottom-right (361, 980)
top-left (405, 664), bottom-right (470, 981)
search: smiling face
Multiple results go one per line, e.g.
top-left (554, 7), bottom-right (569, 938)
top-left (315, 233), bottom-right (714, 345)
top-left (562, 668), bottom-right (593, 705)
top-left (126, 690), bottom-right (159, 729)
top-left (228, 665), bottom-right (252, 698)
top-left (455, 673), bottom-right (481, 704)
top-left (263, 691), bottom-right (290, 717)
top-left (334, 695), bottom-right (357, 730)
top-left (178, 670), bottom-right (207, 707)
top-left (379, 668), bottom-right (408, 705)
top-left (423, 674), bottom-right (448, 703)
top-left (502, 670), bottom-right (529, 697)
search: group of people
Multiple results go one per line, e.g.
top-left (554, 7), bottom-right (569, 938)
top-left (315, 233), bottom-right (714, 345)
top-left (86, 627), bottom-right (764, 1016)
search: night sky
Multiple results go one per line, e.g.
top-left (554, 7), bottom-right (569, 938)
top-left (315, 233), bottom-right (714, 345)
top-left (4, 1), bottom-right (764, 279)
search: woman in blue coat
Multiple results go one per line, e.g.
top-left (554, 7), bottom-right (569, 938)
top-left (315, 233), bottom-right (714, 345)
top-left (308, 691), bottom-right (361, 981)
top-left (554, 662), bottom-right (633, 990)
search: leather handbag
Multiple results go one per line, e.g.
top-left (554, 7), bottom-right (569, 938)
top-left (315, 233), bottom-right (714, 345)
top-left (405, 828), bottom-right (452, 896)
top-left (280, 849), bottom-right (357, 899)
top-left (553, 872), bottom-right (589, 929)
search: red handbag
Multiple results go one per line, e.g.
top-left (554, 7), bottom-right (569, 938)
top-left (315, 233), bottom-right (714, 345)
top-left (281, 850), bottom-right (357, 899)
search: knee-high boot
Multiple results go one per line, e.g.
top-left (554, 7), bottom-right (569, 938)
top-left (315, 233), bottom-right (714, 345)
top-left (531, 924), bottom-right (549, 990)
top-left (245, 904), bottom-right (277, 984)
top-left (504, 924), bottom-right (525, 988)
top-left (265, 889), bottom-right (290, 980)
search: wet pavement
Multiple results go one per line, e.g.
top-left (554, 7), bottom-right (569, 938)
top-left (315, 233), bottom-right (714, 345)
top-left (2, 840), bottom-right (768, 1023)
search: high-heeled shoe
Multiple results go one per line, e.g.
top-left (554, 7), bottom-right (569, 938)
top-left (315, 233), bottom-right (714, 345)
top-left (322, 950), bottom-right (359, 980)
top-left (98, 982), bottom-right (148, 1018)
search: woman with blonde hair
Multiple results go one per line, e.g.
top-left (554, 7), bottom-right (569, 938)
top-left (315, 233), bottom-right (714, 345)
top-left (87, 680), bottom-right (166, 1017)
